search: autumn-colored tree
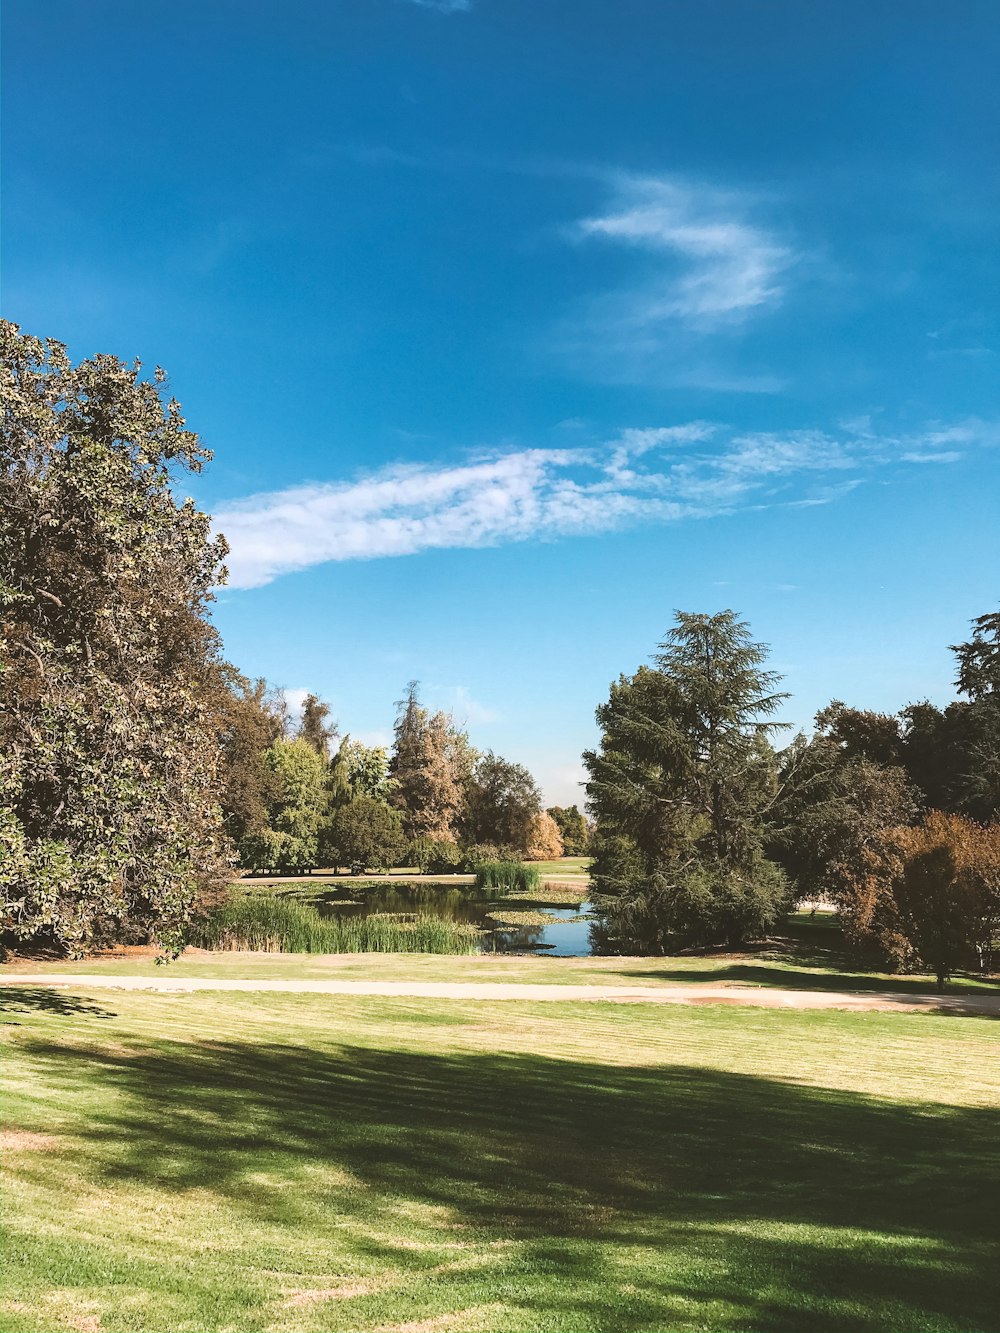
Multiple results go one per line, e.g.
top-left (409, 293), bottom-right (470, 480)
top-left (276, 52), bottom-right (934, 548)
top-left (0, 322), bottom-right (230, 955)
top-left (847, 812), bottom-right (1000, 989)
top-left (389, 683), bottom-right (462, 840)
top-left (526, 811), bottom-right (564, 860)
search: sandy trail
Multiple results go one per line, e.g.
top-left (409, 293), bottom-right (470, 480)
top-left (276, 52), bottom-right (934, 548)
top-left (1, 974), bottom-right (997, 1014)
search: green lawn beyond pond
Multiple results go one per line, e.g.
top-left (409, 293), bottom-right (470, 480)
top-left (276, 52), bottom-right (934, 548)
top-left (2, 977), bottom-right (998, 1332)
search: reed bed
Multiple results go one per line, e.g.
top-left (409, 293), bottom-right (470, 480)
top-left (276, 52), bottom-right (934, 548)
top-left (474, 860), bottom-right (541, 893)
top-left (189, 894), bottom-right (480, 954)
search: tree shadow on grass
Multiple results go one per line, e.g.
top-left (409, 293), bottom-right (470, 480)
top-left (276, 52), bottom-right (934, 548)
top-left (21, 1033), bottom-right (1000, 1331)
top-left (611, 920), bottom-right (1000, 997)
top-left (615, 962), bottom-right (1000, 996)
top-left (0, 987), bottom-right (116, 1018)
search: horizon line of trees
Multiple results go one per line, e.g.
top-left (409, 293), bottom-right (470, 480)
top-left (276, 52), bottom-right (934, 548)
top-left (227, 678), bottom-right (591, 879)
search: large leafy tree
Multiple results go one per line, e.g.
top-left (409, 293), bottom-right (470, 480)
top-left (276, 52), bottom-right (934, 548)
top-left (322, 796), bottom-right (406, 874)
top-left (0, 322), bottom-right (230, 954)
top-left (461, 752), bottom-right (543, 853)
top-left (345, 739), bottom-right (395, 802)
top-left (767, 728), bottom-right (919, 912)
top-left (844, 812), bottom-right (1000, 988)
top-left (584, 611), bottom-right (790, 950)
top-left (209, 668), bottom-right (285, 847)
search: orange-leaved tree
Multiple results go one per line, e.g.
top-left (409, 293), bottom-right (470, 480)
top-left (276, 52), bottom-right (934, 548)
top-left (850, 812), bottom-right (1000, 990)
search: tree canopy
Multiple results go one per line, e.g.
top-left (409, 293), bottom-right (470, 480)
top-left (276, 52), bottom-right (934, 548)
top-left (0, 321), bottom-right (231, 955)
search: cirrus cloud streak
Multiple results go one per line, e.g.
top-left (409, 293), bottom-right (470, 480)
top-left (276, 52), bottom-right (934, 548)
top-left (215, 418), bottom-right (996, 589)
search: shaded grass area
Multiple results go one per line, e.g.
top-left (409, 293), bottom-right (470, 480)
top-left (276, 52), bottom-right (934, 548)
top-left (189, 893), bottom-right (480, 954)
top-left (3, 988), bottom-right (1000, 1332)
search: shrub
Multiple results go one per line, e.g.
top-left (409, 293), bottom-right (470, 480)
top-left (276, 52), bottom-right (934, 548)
top-left (475, 860), bottom-right (541, 894)
top-left (460, 842), bottom-right (520, 871)
top-left (408, 837), bottom-right (463, 874)
top-left (594, 854), bottom-right (790, 953)
top-left (188, 894), bottom-right (479, 954)
top-left (321, 797), bottom-right (406, 874)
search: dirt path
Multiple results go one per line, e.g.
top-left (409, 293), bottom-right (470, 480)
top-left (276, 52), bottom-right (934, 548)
top-left (2, 974), bottom-right (997, 1015)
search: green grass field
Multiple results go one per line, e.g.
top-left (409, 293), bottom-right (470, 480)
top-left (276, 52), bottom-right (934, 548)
top-left (3, 975), bottom-right (999, 1333)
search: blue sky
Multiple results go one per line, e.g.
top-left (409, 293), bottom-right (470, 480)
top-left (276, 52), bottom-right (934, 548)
top-left (5, 0), bottom-right (999, 803)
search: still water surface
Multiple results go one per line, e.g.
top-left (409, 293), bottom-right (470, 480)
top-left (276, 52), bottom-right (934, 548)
top-left (301, 881), bottom-right (599, 957)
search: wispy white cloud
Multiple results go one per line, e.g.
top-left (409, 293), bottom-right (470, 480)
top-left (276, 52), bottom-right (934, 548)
top-left (429, 685), bottom-right (501, 725)
top-left (578, 174), bottom-right (793, 325)
top-left (398, 0), bottom-right (473, 11)
top-left (215, 418), bottom-right (997, 589)
top-left (552, 173), bottom-right (798, 388)
top-left (280, 687), bottom-right (311, 722)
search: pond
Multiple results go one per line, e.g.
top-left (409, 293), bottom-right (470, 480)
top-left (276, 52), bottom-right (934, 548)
top-left (288, 880), bottom-right (603, 957)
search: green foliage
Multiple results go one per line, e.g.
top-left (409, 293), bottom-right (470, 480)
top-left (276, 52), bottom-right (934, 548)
top-left (599, 854), bottom-right (790, 952)
top-left (584, 610), bottom-right (788, 951)
top-left (547, 804), bottom-right (590, 855)
top-left (211, 670), bottom-right (284, 845)
top-left (345, 739), bottom-right (395, 802)
top-left (189, 893), bottom-right (478, 953)
top-left (408, 837), bottom-right (463, 874)
top-left (460, 842), bottom-right (521, 870)
top-left (474, 860), bottom-right (541, 893)
top-left (322, 796), bottom-right (406, 873)
top-left (0, 321), bottom-right (230, 956)
top-left (461, 752), bottom-right (542, 853)
top-left (237, 738), bottom-right (329, 871)
top-left (767, 734), bottom-right (919, 904)
top-left (326, 735), bottom-right (353, 810)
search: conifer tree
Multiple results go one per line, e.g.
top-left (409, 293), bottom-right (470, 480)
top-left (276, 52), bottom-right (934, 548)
top-left (584, 611), bottom-right (790, 950)
top-left (389, 683), bottom-right (461, 840)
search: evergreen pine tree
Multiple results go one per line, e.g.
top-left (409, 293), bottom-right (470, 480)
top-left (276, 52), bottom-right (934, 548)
top-left (584, 610), bottom-right (790, 950)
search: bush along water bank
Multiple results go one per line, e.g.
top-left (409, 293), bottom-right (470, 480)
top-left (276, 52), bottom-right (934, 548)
top-left (474, 860), bottom-right (542, 893)
top-left (188, 894), bottom-right (481, 954)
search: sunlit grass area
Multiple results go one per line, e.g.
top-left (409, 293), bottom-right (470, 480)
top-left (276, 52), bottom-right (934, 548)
top-left (8, 916), bottom-right (997, 994)
top-left (529, 856), bottom-right (592, 879)
top-left (2, 985), bottom-right (998, 1333)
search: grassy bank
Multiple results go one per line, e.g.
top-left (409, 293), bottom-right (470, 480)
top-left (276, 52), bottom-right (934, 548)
top-left (2, 984), bottom-right (998, 1332)
top-left (10, 917), bottom-right (997, 994)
